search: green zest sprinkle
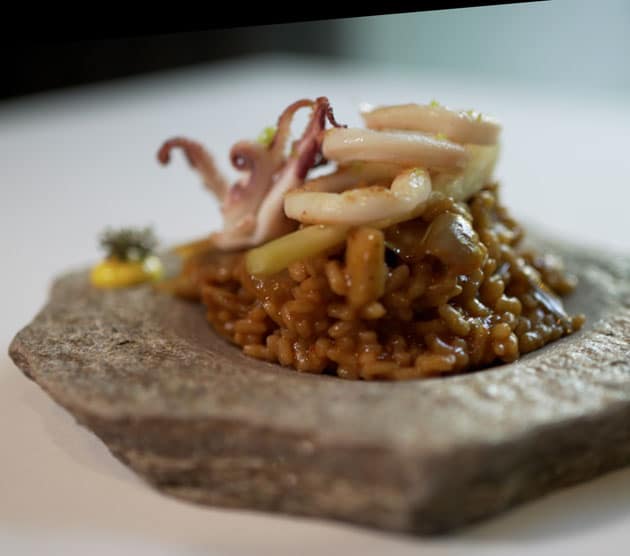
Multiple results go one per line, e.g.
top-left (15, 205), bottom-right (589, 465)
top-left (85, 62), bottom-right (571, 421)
top-left (257, 126), bottom-right (277, 147)
top-left (99, 226), bottom-right (158, 262)
top-left (466, 109), bottom-right (483, 121)
top-left (429, 99), bottom-right (441, 108)
top-left (435, 132), bottom-right (447, 141)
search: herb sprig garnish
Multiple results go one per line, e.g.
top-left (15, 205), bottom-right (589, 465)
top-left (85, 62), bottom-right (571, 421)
top-left (99, 227), bottom-right (158, 262)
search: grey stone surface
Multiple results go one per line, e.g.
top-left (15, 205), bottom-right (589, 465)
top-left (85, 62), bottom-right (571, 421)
top-left (8, 240), bottom-right (630, 535)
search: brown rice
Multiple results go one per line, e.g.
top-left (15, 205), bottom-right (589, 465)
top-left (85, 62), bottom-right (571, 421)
top-left (171, 183), bottom-right (584, 380)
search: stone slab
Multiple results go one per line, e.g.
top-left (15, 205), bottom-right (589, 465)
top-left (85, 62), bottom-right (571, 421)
top-left (8, 240), bottom-right (630, 535)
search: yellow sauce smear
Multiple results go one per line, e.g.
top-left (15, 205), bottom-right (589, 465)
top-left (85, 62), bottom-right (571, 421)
top-left (90, 256), bottom-right (163, 289)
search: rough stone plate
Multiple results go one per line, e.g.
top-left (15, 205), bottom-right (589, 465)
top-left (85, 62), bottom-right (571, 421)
top-left (8, 239), bottom-right (630, 535)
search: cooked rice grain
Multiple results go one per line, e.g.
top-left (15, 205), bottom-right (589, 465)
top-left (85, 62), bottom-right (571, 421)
top-left (176, 184), bottom-right (584, 380)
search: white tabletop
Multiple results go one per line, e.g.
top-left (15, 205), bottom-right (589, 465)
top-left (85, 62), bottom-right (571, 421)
top-left (1, 54), bottom-right (629, 555)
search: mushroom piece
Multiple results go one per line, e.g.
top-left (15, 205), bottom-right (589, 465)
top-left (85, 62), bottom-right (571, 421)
top-left (422, 212), bottom-right (486, 272)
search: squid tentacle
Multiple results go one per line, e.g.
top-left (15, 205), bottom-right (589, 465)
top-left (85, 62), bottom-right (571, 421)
top-left (157, 137), bottom-right (229, 200)
top-left (159, 97), bottom-right (344, 250)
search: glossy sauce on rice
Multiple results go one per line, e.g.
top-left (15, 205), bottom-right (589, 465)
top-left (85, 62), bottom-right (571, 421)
top-left (171, 184), bottom-right (584, 380)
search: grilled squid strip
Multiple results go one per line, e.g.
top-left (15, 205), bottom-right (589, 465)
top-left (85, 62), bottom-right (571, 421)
top-left (301, 161), bottom-right (405, 193)
top-left (432, 144), bottom-right (499, 201)
top-left (361, 103), bottom-right (501, 145)
top-left (246, 144), bottom-right (498, 275)
top-left (322, 127), bottom-right (468, 169)
top-left (284, 168), bottom-right (432, 226)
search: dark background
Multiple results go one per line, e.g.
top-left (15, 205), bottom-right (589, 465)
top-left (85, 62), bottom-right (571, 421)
top-left (1, 2), bottom-right (515, 101)
top-left (3, 21), bottom-right (344, 101)
top-left (4, 3), bottom-right (628, 101)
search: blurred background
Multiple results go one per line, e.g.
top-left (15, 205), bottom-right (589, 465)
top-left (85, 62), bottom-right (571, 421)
top-left (5, 0), bottom-right (629, 101)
